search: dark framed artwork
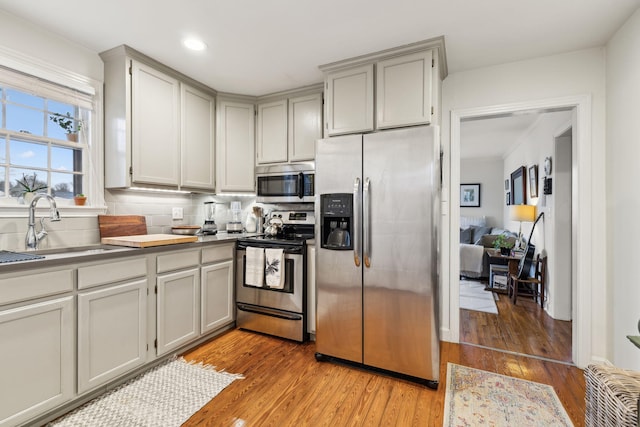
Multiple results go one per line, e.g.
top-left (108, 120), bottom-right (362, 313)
top-left (506, 192), bottom-right (511, 205)
top-left (460, 183), bottom-right (481, 207)
top-left (529, 165), bottom-right (538, 198)
top-left (510, 166), bottom-right (526, 205)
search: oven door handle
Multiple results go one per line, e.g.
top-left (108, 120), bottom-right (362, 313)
top-left (237, 303), bottom-right (302, 321)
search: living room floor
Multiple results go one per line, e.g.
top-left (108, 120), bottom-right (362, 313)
top-left (460, 289), bottom-right (573, 363)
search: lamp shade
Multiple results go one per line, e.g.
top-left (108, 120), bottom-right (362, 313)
top-left (510, 204), bottom-right (536, 222)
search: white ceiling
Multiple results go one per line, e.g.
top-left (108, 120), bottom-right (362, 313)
top-left (0, 0), bottom-right (637, 96)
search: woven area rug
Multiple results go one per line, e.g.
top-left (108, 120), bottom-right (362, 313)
top-left (443, 363), bottom-right (574, 427)
top-left (460, 279), bottom-right (498, 314)
top-left (50, 357), bottom-right (243, 427)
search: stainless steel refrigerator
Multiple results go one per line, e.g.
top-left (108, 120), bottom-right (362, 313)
top-left (314, 126), bottom-right (440, 387)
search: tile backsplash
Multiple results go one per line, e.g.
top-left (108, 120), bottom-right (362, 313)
top-left (0, 190), bottom-right (259, 252)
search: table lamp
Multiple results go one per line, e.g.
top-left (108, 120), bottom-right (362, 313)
top-left (510, 204), bottom-right (536, 248)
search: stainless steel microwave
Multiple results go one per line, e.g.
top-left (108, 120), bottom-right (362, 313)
top-left (255, 162), bottom-right (315, 203)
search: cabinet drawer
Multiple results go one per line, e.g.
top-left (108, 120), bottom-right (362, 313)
top-left (78, 257), bottom-right (147, 290)
top-left (202, 244), bottom-right (234, 264)
top-left (157, 249), bottom-right (200, 273)
top-left (0, 269), bottom-right (73, 306)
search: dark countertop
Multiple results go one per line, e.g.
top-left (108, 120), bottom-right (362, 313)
top-left (0, 231), bottom-right (258, 273)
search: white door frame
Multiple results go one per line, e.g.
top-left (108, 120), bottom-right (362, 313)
top-left (447, 94), bottom-right (596, 368)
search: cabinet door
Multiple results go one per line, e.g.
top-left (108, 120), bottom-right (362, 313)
top-left (131, 60), bottom-right (180, 186)
top-left (216, 100), bottom-right (255, 192)
top-left (325, 64), bottom-right (374, 136)
top-left (157, 268), bottom-right (199, 355)
top-left (0, 297), bottom-right (74, 427)
top-left (376, 50), bottom-right (433, 129)
top-left (201, 260), bottom-right (234, 334)
top-left (77, 279), bottom-right (147, 394)
top-left (257, 99), bottom-right (288, 164)
top-left (289, 93), bottom-right (322, 161)
top-left (181, 84), bottom-right (215, 190)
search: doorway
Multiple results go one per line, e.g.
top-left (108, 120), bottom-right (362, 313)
top-left (457, 110), bottom-right (574, 362)
top-left (447, 95), bottom-right (595, 368)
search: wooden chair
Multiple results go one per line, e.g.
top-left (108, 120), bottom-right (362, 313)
top-left (508, 254), bottom-right (547, 306)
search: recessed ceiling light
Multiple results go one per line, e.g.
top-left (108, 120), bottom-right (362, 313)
top-left (183, 38), bottom-right (207, 51)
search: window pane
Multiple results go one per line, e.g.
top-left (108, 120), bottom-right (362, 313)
top-left (9, 168), bottom-right (48, 196)
top-left (6, 104), bottom-right (44, 136)
top-left (48, 113), bottom-right (81, 140)
top-left (5, 89), bottom-right (43, 109)
top-left (51, 172), bottom-right (80, 199)
top-left (0, 166), bottom-right (5, 196)
top-left (10, 139), bottom-right (47, 168)
top-left (0, 137), bottom-right (5, 163)
top-left (48, 100), bottom-right (75, 117)
top-left (51, 145), bottom-right (82, 172)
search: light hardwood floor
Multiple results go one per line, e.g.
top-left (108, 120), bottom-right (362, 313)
top-left (460, 290), bottom-right (573, 362)
top-left (182, 329), bottom-right (585, 426)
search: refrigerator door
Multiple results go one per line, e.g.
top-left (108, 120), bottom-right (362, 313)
top-left (362, 126), bottom-right (439, 381)
top-left (315, 134), bottom-right (364, 363)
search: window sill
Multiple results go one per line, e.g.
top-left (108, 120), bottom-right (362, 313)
top-left (0, 204), bottom-right (108, 218)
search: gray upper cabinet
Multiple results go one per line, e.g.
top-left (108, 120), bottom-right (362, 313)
top-left (325, 64), bottom-right (374, 136)
top-left (256, 91), bottom-right (323, 164)
top-left (376, 50), bottom-right (433, 129)
top-left (101, 45), bottom-right (216, 192)
top-left (288, 93), bottom-right (323, 161)
top-left (320, 37), bottom-right (447, 136)
top-left (181, 84), bottom-right (215, 190)
top-left (216, 99), bottom-right (256, 192)
top-left (256, 99), bottom-right (288, 164)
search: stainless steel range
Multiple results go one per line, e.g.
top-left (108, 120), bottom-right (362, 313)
top-left (235, 210), bottom-right (314, 342)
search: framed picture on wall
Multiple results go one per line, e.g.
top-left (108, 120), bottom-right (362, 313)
top-left (460, 183), bottom-right (481, 207)
top-left (529, 165), bottom-right (538, 198)
top-left (510, 166), bottom-right (526, 205)
top-left (504, 179), bottom-right (510, 192)
top-left (506, 192), bottom-right (511, 205)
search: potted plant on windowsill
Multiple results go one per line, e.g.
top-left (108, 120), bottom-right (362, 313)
top-left (73, 194), bottom-right (87, 206)
top-left (493, 233), bottom-right (515, 256)
top-left (50, 112), bottom-right (82, 142)
top-left (14, 173), bottom-right (47, 204)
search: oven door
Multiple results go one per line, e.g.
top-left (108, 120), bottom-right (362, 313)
top-left (255, 172), bottom-right (314, 203)
top-left (235, 248), bottom-right (304, 313)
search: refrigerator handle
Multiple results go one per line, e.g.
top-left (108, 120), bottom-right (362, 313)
top-left (353, 177), bottom-right (361, 267)
top-left (363, 177), bottom-right (371, 268)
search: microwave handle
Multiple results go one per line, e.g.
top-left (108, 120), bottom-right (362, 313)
top-left (297, 172), bottom-right (304, 199)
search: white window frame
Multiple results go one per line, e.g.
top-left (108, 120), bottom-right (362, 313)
top-left (0, 46), bottom-right (106, 217)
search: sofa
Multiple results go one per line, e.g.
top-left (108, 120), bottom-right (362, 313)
top-left (459, 216), bottom-right (517, 279)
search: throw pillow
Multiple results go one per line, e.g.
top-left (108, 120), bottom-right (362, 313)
top-left (460, 228), bottom-right (472, 244)
top-left (472, 226), bottom-right (492, 244)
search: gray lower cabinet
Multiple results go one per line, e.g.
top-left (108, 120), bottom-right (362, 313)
top-left (77, 279), bottom-right (148, 394)
top-left (201, 260), bottom-right (234, 334)
top-left (0, 296), bottom-right (74, 427)
top-left (156, 266), bottom-right (200, 356)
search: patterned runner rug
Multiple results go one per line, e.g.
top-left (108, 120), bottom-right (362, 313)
top-left (51, 357), bottom-right (243, 427)
top-left (443, 363), bottom-right (574, 427)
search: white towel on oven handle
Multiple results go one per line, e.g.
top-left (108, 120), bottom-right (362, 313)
top-left (245, 247), bottom-right (265, 287)
top-left (265, 248), bottom-right (285, 289)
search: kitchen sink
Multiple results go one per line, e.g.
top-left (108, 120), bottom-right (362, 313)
top-left (34, 244), bottom-right (122, 255)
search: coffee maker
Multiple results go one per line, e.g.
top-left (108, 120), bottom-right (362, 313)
top-left (202, 201), bottom-right (218, 235)
top-left (320, 193), bottom-right (352, 250)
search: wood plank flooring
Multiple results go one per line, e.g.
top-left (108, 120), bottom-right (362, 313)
top-left (460, 289), bottom-right (573, 362)
top-left (182, 329), bottom-right (585, 426)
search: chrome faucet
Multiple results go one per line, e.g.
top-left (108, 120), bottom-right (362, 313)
top-left (25, 194), bottom-right (61, 250)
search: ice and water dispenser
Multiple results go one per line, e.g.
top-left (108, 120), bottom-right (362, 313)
top-left (320, 193), bottom-right (352, 250)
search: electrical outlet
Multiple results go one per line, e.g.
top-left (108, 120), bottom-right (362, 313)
top-left (172, 207), bottom-right (183, 220)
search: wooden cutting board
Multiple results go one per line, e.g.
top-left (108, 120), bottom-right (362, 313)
top-left (98, 215), bottom-right (147, 238)
top-left (101, 234), bottom-right (198, 248)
